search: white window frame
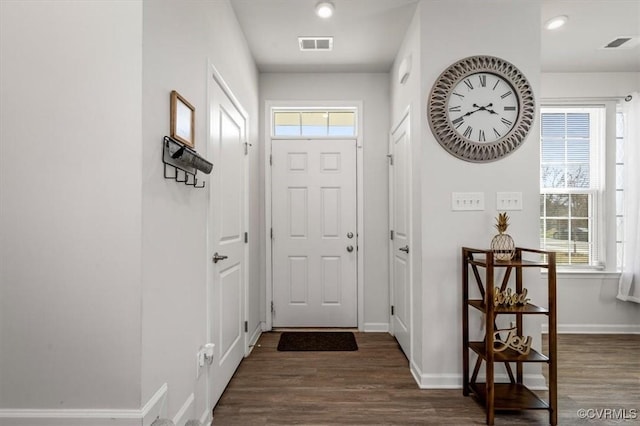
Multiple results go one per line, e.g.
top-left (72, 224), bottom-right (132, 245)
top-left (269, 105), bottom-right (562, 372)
top-left (539, 103), bottom-right (618, 271)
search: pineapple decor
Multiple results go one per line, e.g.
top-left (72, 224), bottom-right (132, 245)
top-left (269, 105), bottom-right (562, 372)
top-left (490, 212), bottom-right (515, 261)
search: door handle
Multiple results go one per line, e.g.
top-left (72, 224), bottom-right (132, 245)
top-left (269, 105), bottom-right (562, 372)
top-left (399, 245), bottom-right (409, 253)
top-left (347, 232), bottom-right (354, 239)
top-left (346, 245), bottom-right (354, 253)
top-left (212, 252), bottom-right (228, 263)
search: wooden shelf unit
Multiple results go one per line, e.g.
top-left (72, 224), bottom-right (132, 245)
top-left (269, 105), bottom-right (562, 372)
top-left (462, 247), bottom-right (557, 425)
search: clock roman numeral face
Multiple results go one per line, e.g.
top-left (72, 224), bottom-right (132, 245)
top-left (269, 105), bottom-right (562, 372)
top-left (446, 72), bottom-right (519, 143)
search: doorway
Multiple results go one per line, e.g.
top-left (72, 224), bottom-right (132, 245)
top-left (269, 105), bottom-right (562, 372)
top-left (206, 65), bottom-right (249, 408)
top-left (389, 110), bottom-right (411, 359)
top-left (265, 102), bottom-right (364, 330)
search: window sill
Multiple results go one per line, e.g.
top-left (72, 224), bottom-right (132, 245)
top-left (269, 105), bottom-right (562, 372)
top-left (541, 269), bottom-right (621, 279)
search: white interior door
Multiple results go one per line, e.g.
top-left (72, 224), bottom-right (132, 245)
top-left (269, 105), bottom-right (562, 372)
top-left (207, 74), bottom-right (247, 408)
top-left (272, 139), bottom-right (357, 327)
top-left (390, 114), bottom-right (411, 357)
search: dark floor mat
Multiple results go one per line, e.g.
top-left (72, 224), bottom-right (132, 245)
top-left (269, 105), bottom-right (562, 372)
top-left (277, 331), bottom-right (358, 351)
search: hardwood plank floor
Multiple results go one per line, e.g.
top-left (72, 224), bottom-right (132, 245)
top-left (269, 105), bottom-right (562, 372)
top-left (212, 332), bottom-right (640, 425)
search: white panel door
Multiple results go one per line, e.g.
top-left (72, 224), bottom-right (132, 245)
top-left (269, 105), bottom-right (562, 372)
top-left (272, 139), bottom-right (357, 327)
top-left (390, 115), bottom-right (411, 358)
top-left (207, 75), bottom-right (246, 408)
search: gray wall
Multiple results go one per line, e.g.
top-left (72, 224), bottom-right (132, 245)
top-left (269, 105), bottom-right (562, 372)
top-left (0, 0), bottom-right (143, 410)
top-left (142, 0), bottom-right (259, 422)
top-left (259, 73), bottom-right (391, 329)
top-left (391, 0), bottom-right (543, 387)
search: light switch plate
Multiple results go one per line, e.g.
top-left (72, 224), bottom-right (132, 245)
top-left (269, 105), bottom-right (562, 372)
top-left (496, 192), bottom-right (523, 210)
top-left (452, 192), bottom-right (485, 211)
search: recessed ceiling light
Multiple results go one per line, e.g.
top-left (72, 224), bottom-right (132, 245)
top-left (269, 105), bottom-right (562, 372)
top-left (315, 2), bottom-right (334, 19)
top-left (544, 15), bottom-right (568, 30)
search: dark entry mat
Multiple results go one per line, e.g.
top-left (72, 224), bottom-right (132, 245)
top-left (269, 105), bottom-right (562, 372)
top-left (277, 331), bottom-right (358, 351)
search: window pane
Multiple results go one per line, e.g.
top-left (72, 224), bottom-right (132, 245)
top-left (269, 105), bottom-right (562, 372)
top-left (541, 138), bottom-right (565, 162)
top-left (566, 164), bottom-right (590, 188)
top-left (616, 191), bottom-right (624, 215)
top-left (301, 112), bottom-right (328, 136)
top-left (616, 138), bottom-right (625, 163)
top-left (567, 139), bottom-right (589, 162)
top-left (617, 243), bottom-right (624, 268)
top-left (541, 165), bottom-right (565, 188)
top-left (274, 112), bottom-right (301, 136)
top-left (616, 112), bottom-right (624, 136)
top-left (616, 165), bottom-right (624, 189)
top-left (566, 113), bottom-right (590, 137)
top-left (572, 218), bottom-right (589, 242)
top-left (617, 217), bottom-right (624, 242)
top-left (545, 194), bottom-right (569, 217)
top-left (541, 113), bottom-right (565, 137)
top-left (570, 194), bottom-right (589, 218)
top-left (328, 112), bottom-right (355, 136)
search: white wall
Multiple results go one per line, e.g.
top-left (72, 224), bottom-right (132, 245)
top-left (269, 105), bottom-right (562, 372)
top-left (540, 71), bottom-right (640, 333)
top-left (259, 73), bottom-right (390, 330)
top-left (390, 0), bottom-right (543, 388)
top-left (0, 0), bottom-right (143, 412)
top-left (142, 0), bottom-right (259, 422)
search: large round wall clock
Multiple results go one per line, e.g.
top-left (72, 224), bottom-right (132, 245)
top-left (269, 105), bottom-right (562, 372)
top-left (427, 55), bottom-right (535, 163)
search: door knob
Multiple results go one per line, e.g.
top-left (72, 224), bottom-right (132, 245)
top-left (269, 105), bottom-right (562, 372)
top-left (347, 232), bottom-right (354, 239)
top-left (212, 252), bottom-right (228, 263)
top-left (346, 245), bottom-right (354, 253)
top-left (399, 245), bottom-right (409, 253)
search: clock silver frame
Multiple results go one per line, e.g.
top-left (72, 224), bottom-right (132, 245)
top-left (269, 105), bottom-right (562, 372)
top-left (427, 55), bottom-right (535, 163)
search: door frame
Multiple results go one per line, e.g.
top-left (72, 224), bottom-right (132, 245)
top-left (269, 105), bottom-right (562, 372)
top-left (205, 62), bottom-right (250, 414)
top-left (264, 100), bottom-right (364, 331)
top-left (388, 106), bottom-right (413, 362)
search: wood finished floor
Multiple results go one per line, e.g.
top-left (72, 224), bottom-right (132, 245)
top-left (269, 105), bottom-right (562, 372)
top-left (212, 332), bottom-right (640, 425)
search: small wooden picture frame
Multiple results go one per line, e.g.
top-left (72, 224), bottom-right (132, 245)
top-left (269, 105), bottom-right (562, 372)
top-left (170, 90), bottom-right (195, 148)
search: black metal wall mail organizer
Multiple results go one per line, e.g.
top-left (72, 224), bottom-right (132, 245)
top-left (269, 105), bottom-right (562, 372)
top-left (162, 136), bottom-right (213, 189)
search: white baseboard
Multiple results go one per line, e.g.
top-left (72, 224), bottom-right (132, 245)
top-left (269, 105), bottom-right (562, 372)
top-left (411, 373), bottom-right (547, 390)
top-left (199, 407), bottom-right (211, 426)
top-left (248, 323), bottom-right (262, 354)
top-left (143, 383), bottom-right (168, 426)
top-left (172, 393), bottom-right (194, 426)
top-left (542, 323), bottom-right (640, 334)
top-left (363, 322), bottom-right (389, 332)
top-left (0, 383), bottom-right (168, 426)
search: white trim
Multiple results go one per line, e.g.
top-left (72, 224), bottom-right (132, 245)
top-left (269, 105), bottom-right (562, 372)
top-left (248, 323), bottom-right (262, 353)
top-left (363, 322), bottom-right (390, 332)
top-left (409, 358), bottom-right (422, 387)
top-left (413, 374), bottom-right (547, 390)
top-left (542, 323), bottom-right (640, 334)
top-left (172, 393), bottom-right (194, 426)
top-left (199, 408), bottom-right (211, 426)
top-left (0, 383), bottom-right (168, 426)
top-left (264, 100), bottom-right (365, 331)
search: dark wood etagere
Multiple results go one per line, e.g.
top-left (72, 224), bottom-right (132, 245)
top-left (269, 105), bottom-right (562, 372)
top-left (462, 247), bottom-right (557, 425)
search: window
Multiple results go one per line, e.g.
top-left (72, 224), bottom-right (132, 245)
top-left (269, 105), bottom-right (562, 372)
top-left (540, 107), bottom-right (604, 266)
top-left (616, 110), bottom-right (625, 269)
top-left (272, 109), bottom-right (356, 137)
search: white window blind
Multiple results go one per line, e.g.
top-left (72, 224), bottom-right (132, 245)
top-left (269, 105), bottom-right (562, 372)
top-left (540, 107), bottom-right (605, 266)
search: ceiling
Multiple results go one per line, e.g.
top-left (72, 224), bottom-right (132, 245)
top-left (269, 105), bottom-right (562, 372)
top-left (230, 0), bottom-right (640, 74)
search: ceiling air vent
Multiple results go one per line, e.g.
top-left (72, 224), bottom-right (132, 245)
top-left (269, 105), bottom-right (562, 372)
top-left (601, 36), bottom-right (639, 49)
top-left (298, 37), bottom-right (333, 51)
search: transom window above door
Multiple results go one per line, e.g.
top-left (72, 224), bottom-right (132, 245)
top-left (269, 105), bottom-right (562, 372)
top-left (272, 108), bottom-right (357, 137)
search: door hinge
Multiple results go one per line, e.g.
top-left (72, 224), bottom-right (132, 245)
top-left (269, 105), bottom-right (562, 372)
top-left (270, 154), bottom-right (273, 166)
top-left (270, 228), bottom-right (274, 240)
top-left (387, 154), bottom-right (393, 165)
top-left (390, 230), bottom-right (394, 240)
top-left (244, 321), bottom-right (248, 333)
top-left (271, 301), bottom-right (275, 314)
top-left (243, 142), bottom-right (249, 155)
top-left (391, 305), bottom-right (395, 315)
top-left (244, 232), bottom-right (248, 243)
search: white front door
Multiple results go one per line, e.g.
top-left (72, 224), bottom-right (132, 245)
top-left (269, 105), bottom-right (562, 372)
top-left (207, 73), bottom-right (247, 408)
top-left (390, 113), bottom-right (411, 357)
top-left (271, 139), bottom-right (357, 327)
